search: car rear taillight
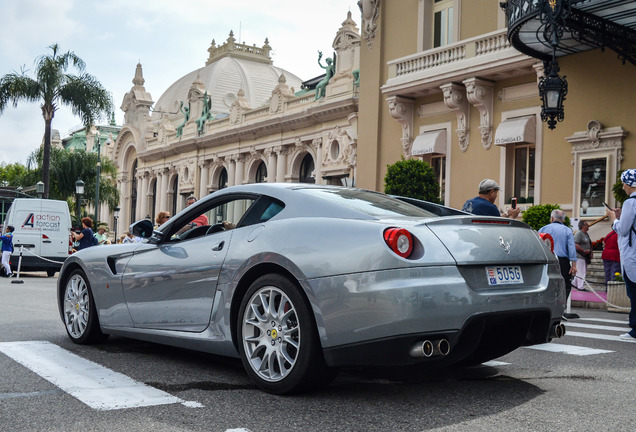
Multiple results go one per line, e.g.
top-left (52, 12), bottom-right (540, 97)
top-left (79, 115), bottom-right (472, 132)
top-left (383, 227), bottom-right (413, 258)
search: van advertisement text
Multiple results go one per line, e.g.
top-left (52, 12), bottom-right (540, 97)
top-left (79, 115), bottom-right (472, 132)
top-left (21, 213), bottom-right (62, 231)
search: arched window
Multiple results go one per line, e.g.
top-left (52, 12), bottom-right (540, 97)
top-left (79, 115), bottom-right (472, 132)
top-left (219, 168), bottom-right (228, 189)
top-left (151, 179), bottom-right (157, 220)
top-left (255, 161), bottom-right (267, 183)
top-left (171, 175), bottom-right (179, 217)
top-left (130, 159), bottom-right (138, 224)
top-left (299, 154), bottom-right (315, 183)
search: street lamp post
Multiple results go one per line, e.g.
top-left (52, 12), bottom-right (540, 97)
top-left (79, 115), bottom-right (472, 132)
top-left (94, 130), bottom-right (101, 223)
top-left (75, 178), bottom-right (85, 223)
top-left (36, 181), bottom-right (44, 199)
top-left (113, 206), bottom-right (120, 243)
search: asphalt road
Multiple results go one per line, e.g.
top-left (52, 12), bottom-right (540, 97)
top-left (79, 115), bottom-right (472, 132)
top-left (0, 273), bottom-right (634, 432)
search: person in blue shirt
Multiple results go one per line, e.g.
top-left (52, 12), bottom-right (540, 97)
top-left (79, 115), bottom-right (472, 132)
top-left (72, 217), bottom-right (95, 251)
top-left (538, 210), bottom-right (578, 303)
top-left (1, 225), bottom-right (14, 277)
top-left (462, 179), bottom-right (520, 218)
top-left (607, 168), bottom-right (636, 340)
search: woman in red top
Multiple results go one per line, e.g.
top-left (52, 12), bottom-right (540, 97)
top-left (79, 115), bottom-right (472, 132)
top-left (601, 229), bottom-right (621, 286)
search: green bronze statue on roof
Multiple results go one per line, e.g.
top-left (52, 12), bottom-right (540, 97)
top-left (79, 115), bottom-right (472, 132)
top-left (315, 51), bottom-right (336, 101)
top-left (196, 91), bottom-right (214, 134)
top-left (176, 101), bottom-right (190, 140)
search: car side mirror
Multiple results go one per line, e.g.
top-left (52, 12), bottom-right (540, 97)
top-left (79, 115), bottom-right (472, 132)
top-left (130, 219), bottom-right (154, 238)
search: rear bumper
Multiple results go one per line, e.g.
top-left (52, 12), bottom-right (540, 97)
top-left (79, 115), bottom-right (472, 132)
top-left (322, 309), bottom-right (558, 367)
top-left (306, 263), bottom-right (565, 364)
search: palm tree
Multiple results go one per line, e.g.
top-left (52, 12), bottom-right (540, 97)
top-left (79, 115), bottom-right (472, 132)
top-left (0, 44), bottom-right (113, 199)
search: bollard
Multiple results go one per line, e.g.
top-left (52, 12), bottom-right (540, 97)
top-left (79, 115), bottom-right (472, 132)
top-left (11, 246), bottom-right (24, 284)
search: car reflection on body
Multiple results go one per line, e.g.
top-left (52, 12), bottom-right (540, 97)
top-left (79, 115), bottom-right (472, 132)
top-left (57, 183), bottom-right (566, 394)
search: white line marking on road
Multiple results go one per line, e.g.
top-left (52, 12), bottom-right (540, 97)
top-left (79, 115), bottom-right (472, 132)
top-left (565, 322), bottom-right (630, 332)
top-left (577, 317), bottom-right (629, 325)
top-left (525, 343), bottom-right (613, 356)
top-left (482, 360), bottom-right (510, 367)
top-left (0, 340), bottom-right (202, 410)
top-left (564, 331), bottom-right (636, 343)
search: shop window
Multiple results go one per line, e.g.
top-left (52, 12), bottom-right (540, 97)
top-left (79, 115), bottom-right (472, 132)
top-left (431, 155), bottom-right (446, 202)
top-left (513, 144), bottom-right (535, 205)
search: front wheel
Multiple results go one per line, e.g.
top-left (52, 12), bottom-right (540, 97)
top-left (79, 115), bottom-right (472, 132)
top-left (62, 269), bottom-right (108, 344)
top-left (237, 274), bottom-right (335, 394)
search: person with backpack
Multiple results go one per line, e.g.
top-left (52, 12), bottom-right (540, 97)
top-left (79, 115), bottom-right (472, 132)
top-left (72, 217), bottom-right (96, 251)
top-left (1, 225), bottom-right (15, 277)
top-left (607, 168), bottom-right (636, 341)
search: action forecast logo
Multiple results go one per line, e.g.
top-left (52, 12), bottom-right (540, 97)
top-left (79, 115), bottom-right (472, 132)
top-left (22, 213), bottom-right (62, 231)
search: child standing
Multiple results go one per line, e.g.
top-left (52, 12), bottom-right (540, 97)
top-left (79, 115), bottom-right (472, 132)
top-left (1, 225), bottom-right (15, 277)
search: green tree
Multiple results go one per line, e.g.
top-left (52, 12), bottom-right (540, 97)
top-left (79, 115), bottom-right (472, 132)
top-left (522, 204), bottom-right (571, 231)
top-left (26, 146), bottom-right (119, 215)
top-left (0, 162), bottom-right (29, 187)
top-left (384, 157), bottom-right (440, 203)
top-left (0, 44), bottom-right (113, 199)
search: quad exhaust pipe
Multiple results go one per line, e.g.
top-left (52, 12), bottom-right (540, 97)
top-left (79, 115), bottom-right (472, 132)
top-left (409, 339), bottom-right (451, 358)
top-left (550, 322), bottom-right (566, 338)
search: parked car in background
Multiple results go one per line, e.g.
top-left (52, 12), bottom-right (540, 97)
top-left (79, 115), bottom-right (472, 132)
top-left (57, 183), bottom-right (566, 394)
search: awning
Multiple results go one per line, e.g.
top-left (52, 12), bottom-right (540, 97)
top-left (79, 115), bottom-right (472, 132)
top-left (411, 130), bottom-right (446, 155)
top-left (494, 116), bottom-right (536, 146)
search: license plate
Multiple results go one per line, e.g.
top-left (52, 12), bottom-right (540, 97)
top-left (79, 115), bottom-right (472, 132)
top-left (486, 266), bottom-right (524, 286)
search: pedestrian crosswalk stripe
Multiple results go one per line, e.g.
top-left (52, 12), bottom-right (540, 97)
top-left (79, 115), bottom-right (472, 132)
top-left (577, 317), bottom-right (629, 325)
top-left (0, 340), bottom-right (200, 410)
top-left (565, 322), bottom-right (629, 332)
top-left (525, 343), bottom-right (613, 356)
top-left (564, 331), bottom-right (636, 343)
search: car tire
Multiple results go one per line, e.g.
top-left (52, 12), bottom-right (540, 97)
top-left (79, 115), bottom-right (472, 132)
top-left (237, 273), bottom-right (336, 394)
top-left (62, 269), bottom-right (108, 344)
top-left (47, 269), bottom-right (57, 277)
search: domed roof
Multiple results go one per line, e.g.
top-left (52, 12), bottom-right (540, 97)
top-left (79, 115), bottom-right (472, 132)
top-left (152, 33), bottom-right (303, 120)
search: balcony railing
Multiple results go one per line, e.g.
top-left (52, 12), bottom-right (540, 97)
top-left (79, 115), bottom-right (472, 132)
top-left (388, 29), bottom-right (513, 78)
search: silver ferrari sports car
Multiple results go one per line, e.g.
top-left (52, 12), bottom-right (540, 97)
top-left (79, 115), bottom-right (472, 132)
top-left (58, 183), bottom-right (566, 394)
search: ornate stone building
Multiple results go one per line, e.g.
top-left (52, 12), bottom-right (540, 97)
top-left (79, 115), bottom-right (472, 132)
top-left (357, 0), bottom-right (634, 240)
top-left (106, 13), bottom-right (361, 231)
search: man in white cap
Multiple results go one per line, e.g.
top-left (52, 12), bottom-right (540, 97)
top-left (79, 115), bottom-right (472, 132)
top-left (607, 168), bottom-right (636, 340)
top-left (462, 179), bottom-right (520, 218)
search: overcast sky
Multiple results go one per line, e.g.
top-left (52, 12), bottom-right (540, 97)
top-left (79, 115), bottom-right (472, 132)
top-left (0, 0), bottom-right (360, 166)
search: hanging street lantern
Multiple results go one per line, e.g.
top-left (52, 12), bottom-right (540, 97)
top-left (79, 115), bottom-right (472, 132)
top-left (538, 59), bottom-right (568, 130)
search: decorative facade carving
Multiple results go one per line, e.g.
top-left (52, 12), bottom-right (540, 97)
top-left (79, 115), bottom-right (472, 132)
top-left (358, 0), bottom-right (380, 48)
top-left (440, 83), bottom-right (470, 152)
top-left (463, 78), bottom-right (494, 149)
top-left (386, 95), bottom-right (414, 157)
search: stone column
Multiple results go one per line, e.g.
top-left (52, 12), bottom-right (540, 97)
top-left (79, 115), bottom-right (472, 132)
top-left (199, 161), bottom-right (209, 197)
top-left (139, 172), bottom-right (149, 219)
top-left (160, 169), bottom-right (169, 211)
top-left (275, 146), bottom-right (288, 182)
top-left (228, 157), bottom-right (236, 187)
top-left (234, 154), bottom-right (245, 186)
top-left (313, 138), bottom-right (323, 183)
top-left (265, 148), bottom-right (277, 183)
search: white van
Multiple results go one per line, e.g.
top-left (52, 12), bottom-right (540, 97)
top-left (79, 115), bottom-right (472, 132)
top-left (3, 198), bottom-right (72, 276)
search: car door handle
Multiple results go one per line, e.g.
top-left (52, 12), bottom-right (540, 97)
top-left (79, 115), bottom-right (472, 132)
top-left (212, 241), bottom-right (225, 251)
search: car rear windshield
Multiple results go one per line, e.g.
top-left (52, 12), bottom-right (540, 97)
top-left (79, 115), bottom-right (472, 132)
top-left (297, 188), bottom-right (437, 218)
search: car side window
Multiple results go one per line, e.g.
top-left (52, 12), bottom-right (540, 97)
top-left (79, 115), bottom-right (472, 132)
top-left (169, 197), bottom-right (256, 241)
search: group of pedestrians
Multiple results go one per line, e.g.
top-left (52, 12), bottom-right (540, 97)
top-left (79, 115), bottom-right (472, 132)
top-left (463, 170), bottom-right (636, 341)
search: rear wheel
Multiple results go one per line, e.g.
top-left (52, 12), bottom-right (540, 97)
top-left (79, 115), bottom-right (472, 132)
top-left (237, 274), bottom-right (335, 394)
top-left (62, 269), bottom-right (108, 344)
top-left (47, 268), bottom-right (57, 277)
